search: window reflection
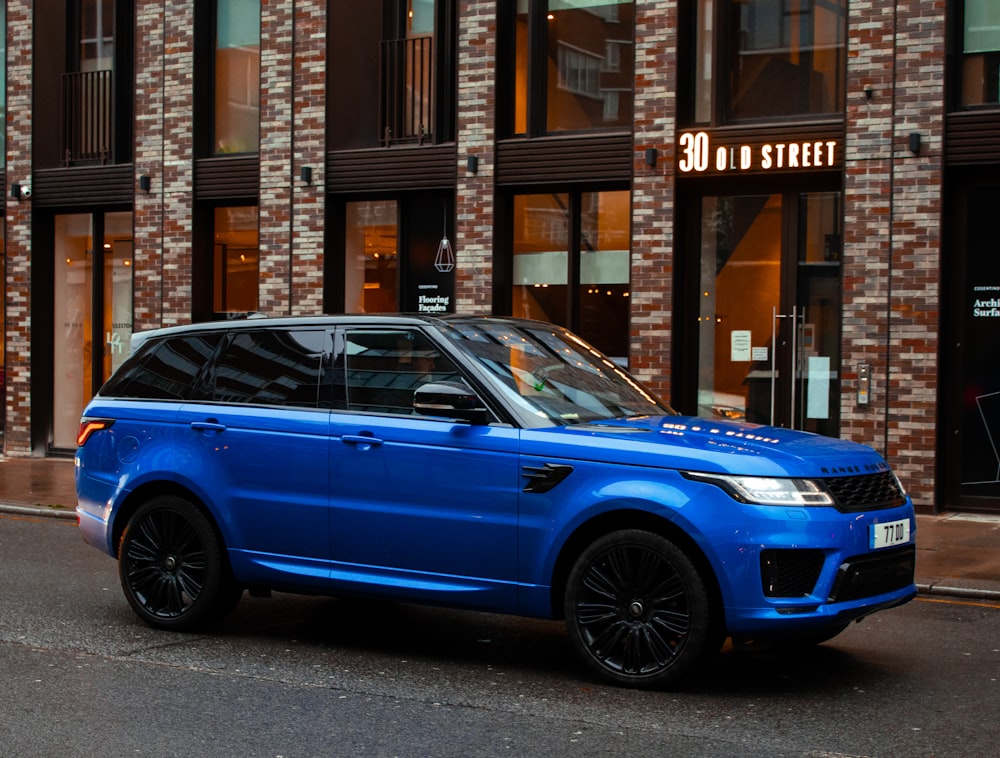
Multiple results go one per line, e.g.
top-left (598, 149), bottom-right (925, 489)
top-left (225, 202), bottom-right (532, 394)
top-left (213, 206), bottom-right (259, 315)
top-left (961, 0), bottom-right (1000, 106)
top-left (694, 0), bottom-right (845, 123)
top-left (214, 0), bottom-right (260, 153)
top-left (513, 0), bottom-right (634, 135)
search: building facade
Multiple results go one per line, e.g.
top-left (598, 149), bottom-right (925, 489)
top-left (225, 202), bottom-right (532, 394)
top-left (1, 0), bottom-right (998, 515)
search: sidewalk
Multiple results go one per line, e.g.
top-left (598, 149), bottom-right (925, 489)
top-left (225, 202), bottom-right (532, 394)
top-left (2, 455), bottom-right (998, 601)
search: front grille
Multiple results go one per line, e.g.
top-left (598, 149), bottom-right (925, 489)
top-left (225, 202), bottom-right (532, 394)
top-left (828, 545), bottom-right (916, 603)
top-left (824, 471), bottom-right (905, 512)
top-left (760, 549), bottom-right (825, 598)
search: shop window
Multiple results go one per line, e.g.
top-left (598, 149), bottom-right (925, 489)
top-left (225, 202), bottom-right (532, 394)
top-left (345, 200), bottom-right (400, 313)
top-left (689, 0), bottom-right (845, 125)
top-left (52, 212), bottom-right (134, 450)
top-left (510, 190), bottom-right (630, 361)
top-left (959, 0), bottom-right (1000, 106)
top-left (213, 0), bottom-right (260, 154)
top-left (213, 206), bottom-right (259, 315)
top-left (329, 0), bottom-right (455, 149)
top-left (340, 193), bottom-right (455, 315)
top-left (504, 0), bottom-right (635, 137)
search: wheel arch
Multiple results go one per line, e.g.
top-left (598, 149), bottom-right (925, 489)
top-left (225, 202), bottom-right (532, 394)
top-left (111, 480), bottom-right (227, 560)
top-left (548, 508), bottom-right (724, 624)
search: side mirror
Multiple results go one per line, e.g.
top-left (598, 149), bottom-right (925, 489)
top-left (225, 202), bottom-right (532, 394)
top-left (413, 381), bottom-right (490, 424)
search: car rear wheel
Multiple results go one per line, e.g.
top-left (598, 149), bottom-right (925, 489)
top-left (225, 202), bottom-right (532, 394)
top-left (565, 529), bottom-right (720, 688)
top-left (118, 495), bottom-right (240, 631)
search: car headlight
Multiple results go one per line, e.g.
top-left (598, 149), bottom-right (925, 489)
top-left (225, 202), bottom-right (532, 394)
top-left (682, 472), bottom-right (835, 506)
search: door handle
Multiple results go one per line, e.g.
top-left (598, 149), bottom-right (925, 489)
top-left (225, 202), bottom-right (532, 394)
top-left (341, 434), bottom-right (384, 450)
top-left (190, 420), bottom-right (227, 433)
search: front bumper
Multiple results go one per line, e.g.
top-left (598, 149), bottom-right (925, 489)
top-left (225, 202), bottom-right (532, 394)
top-left (699, 498), bottom-right (918, 636)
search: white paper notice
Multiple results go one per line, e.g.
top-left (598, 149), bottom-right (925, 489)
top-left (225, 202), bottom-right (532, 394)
top-left (731, 331), bottom-right (752, 361)
top-left (807, 356), bottom-right (831, 419)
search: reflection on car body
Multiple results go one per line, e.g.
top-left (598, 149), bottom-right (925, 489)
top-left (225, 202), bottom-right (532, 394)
top-left (76, 315), bottom-right (916, 688)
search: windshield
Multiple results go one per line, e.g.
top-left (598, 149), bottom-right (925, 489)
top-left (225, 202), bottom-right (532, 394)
top-left (444, 320), bottom-right (676, 426)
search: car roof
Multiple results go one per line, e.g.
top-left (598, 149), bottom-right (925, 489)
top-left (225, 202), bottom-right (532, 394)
top-left (128, 313), bottom-right (557, 352)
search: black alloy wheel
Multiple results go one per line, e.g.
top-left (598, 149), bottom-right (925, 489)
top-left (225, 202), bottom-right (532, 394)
top-left (565, 529), bottom-right (720, 688)
top-left (118, 495), bottom-right (240, 631)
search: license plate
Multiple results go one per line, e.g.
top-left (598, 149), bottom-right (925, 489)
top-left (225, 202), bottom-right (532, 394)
top-left (871, 518), bottom-right (911, 549)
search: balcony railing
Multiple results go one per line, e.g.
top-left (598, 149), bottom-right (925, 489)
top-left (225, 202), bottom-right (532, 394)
top-left (380, 36), bottom-right (434, 146)
top-left (61, 70), bottom-right (114, 165)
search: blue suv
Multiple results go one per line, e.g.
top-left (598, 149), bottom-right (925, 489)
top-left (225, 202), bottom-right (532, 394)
top-left (76, 315), bottom-right (916, 688)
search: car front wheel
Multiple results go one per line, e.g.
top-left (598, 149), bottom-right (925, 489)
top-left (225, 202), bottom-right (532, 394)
top-left (118, 495), bottom-right (240, 631)
top-left (564, 529), bottom-right (720, 688)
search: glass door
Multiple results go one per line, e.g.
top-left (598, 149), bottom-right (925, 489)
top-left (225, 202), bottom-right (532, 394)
top-left (695, 192), bottom-right (841, 434)
top-left (53, 211), bottom-right (133, 450)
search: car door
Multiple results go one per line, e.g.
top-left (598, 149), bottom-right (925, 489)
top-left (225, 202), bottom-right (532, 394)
top-left (327, 326), bottom-right (521, 611)
top-left (175, 327), bottom-right (333, 589)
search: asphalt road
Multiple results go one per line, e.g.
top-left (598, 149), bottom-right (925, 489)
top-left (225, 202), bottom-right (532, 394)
top-left (2, 513), bottom-right (998, 757)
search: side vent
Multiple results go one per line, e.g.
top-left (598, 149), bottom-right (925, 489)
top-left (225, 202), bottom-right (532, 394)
top-left (522, 463), bottom-right (575, 494)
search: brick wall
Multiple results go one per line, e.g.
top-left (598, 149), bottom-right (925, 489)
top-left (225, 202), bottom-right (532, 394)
top-left (843, 0), bottom-right (945, 509)
top-left (454, 0), bottom-right (496, 313)
top-left (4, 0), bottom-right (34, 453)
top-left (629, 0), bottom-right (678, 397)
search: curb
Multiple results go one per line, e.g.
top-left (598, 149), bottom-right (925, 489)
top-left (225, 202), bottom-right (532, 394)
top-left (0, 502), bottom-right (78, 521)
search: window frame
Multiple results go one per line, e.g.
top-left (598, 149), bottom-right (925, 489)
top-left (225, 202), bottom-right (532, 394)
top-left (499, 0), bottom-right (636, 139)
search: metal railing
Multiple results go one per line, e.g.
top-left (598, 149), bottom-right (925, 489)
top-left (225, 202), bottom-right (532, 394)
top-left (380, 36), bottom-right (434, 146)
top-left (61, 70), bottom-right (114, 165)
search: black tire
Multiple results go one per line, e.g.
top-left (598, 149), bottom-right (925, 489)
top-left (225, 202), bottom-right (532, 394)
top-left (118, 495), bottom-right (241, 631)
top-left (564, 529), bottom-right (720, 688)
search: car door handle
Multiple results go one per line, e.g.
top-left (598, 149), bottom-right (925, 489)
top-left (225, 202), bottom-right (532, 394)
top-left (190, 420), bottom-right (227, 433)
top-left (341, 434), bottom-right (384, 450)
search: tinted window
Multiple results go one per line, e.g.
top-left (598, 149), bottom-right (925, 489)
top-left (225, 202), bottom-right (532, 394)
top-left (341, 329), bottom-right (461, 414)
top-left (100, 333), bottom-right (225, 400)
top-left (204, 329), bottom-right (327, 407)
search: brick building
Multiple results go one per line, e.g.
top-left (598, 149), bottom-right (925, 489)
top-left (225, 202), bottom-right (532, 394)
top-left (1, 1), bottom-right (998, 515)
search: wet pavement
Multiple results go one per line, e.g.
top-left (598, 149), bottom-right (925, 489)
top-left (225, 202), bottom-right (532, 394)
top-left (2, 454), bottom-right (998, 601)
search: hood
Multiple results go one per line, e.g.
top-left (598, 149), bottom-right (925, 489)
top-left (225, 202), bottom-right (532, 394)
top-left (520, 415), bottom-right (892, 479)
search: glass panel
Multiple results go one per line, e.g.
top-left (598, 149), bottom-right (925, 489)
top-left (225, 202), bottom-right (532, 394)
top-left (214, 0), bottom-right (260, 153)
top-left (512, 193), bottom-right (570, 326)
top-left (797, 192), bottom-right (841, 436)
top-left (101, 334), bottom-right (224, 400)
top-left (210, 330), bottom-right (326, 406)
top-left (697, 195), bottom-right (781, 423)
top-left (345, 200), bottom-right (399, 313)
top-left (80, 0), bottom-right (114, 72)
top-left (514, 1), bottom-right (529, 134)
top-left (961, 0), bottom-right (1000, 105)
top-left (694, 0), bottom-right (714, 124)
top-left (726, 0), bottom-right (845, 121)
top-left (958, 187), bottom-right (1000, 498)
top-left (213, 206), bottom-right (259, 314)
top-left (344, 329), bottom-right (460, 414)
top-left (53, 214), bottom-right (94, 449)
top-left (547, 0), bottom-right (634, 131)
top-left (578, 190), bottom-right (630, 359)
top-left (102, 212), bottom-right (133, 382)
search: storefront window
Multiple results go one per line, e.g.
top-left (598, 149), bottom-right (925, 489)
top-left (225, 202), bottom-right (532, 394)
top-left (955, 187), bottom-right (1000, 499)
top-left (511, 190), bottom-right (630, 359)
top-left (510, 0), bottom-right (634, 136)
top-left (214, 0), bottom-right (260, 153)
top-left (53, 212), bottom-right (133, 450)
top-left (345, 200), bottom-right (399, 313)
top-left (694, 192), bottom-right (840, 434)
top-left (960, 0), bottom-right (1000, 106)
top-left (692, 0), bottom-right (845, 124)
top-left (213, 206), bottom-right (259, 314)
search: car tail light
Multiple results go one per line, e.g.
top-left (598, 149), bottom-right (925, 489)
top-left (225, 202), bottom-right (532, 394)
top-left (77, 418), bottom-right (115, 447)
